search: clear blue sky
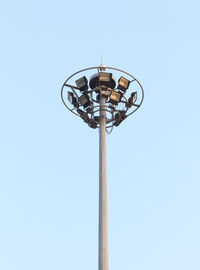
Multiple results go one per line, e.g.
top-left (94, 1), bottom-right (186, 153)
top-left (0, 0), bottom-right (200, 269)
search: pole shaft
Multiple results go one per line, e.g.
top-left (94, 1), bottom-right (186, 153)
top-left (99, 96), bottom-right (108, 270)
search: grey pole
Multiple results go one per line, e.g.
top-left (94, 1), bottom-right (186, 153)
top-left (99, 95), bottom-right (108, 270)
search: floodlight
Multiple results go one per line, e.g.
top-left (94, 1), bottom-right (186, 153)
top-left (78, 93), bottom-right (90, 108)
top-left (76, 76), bottom-right (88, 91)
top-left (131, 92), bottom-right (137, 102)
top-left (99, 72), bottom-right (112, 86)
top-left (68, 92), bottom-right (75, 104)
top-left (127, 92), bottom-right (137, 107)
top-left (115, 110), bottom-right (126, 120)
top-left (118, 76), bottom-right (130, 92)
top-left (109, 90), bottom-right (121, 105)
top-left (68, 92), bottom-right (78, 107)
top-left (89, 73), bottom-right (116, 89)
top-left (114, 110), bottom-right (126, 125)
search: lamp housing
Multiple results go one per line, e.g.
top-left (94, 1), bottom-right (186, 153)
top-left (114, 110), bottom-right (126, 126)
top-left (118, 76), bottom-right (130, 92)
top-left (109, 90), bottom-right (121, 105)
top-left (78, 93), bottom-right (90, 108)
top-left (89, 73), bottom-right (116, 89)
top-left (76, 76), bottom-right (88, 91)
top-left (99, 72), bottom-right (112, 86)
top-left (127, 92), bottom-right (137, 107)
top-left (115, 110), bottom-right (126, 120)
top-left (68, 92), bottom-right (78, 107)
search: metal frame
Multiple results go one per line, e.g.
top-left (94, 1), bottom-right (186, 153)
top-left (61, 66), bottom-right (144, 133)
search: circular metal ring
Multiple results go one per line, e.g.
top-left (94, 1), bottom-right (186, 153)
top-left (61, 66), bottom-right (144, 131)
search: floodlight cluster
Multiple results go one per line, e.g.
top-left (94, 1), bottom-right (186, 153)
top-left (61, 67), bottom-right (143, 131)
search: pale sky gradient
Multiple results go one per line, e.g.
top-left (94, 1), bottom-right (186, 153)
top-left (0, 0), bottom-right (200, 269)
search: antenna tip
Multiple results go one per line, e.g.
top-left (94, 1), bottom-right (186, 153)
top-left (100, 53), bottom-right (106, 71)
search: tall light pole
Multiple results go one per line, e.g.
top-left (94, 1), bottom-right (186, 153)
top-left (61, 64), bottom-right (144, 270)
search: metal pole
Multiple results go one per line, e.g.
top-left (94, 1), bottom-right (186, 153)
top-left (99, 96), bottom-right (108, 270)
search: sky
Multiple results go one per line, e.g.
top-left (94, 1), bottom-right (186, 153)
top-left (0, 0), bottom-right (200, 269)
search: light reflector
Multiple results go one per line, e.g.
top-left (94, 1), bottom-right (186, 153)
top-left (127, 92), bottom-right (137, 107)
top-left (109, 90), bottom-right (121, 105)
top-left (68, 92), bottom-right (78, 106)
top-left (99, 72), bottom-right (112, 83)
top-left (118, 76), bottom-right (130, 92)
top-left (89, 73), bottom-right (116, 89)
top-left (78, 93), bottom-right (90, 108)
top-left (76, 76), bottom-right (88, 91)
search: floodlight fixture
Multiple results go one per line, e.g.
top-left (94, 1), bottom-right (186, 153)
top-left (118, 76), bottom-right (130, 92)
top-left (99, 72), bottom-right (112, 86)
top-left (114, 110), bottom-right (127, 126)
top-left (67, 91), bottom-right (78, 107)
top-left (127, 92), bottom-right (137, 108)
top-left (89, 72), bottom-right (116, 90)
top-left (78, 93), bottom-right (90, 108)
top-left (115, 110), bottom-right (126, 120)
top-left (109, 90), bottom-right (121, 105)
top-left (76, 76), bottom-right (88, 91)
top-left (67, 91), bottom-right (76, 104)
